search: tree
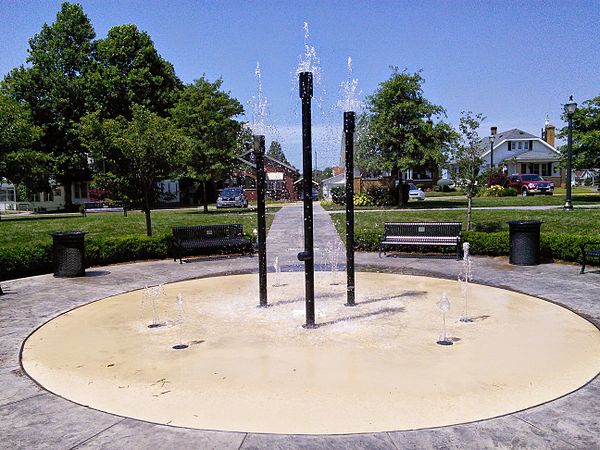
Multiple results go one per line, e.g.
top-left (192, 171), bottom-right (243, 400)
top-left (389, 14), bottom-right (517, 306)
top-left (558, 95), bottom-right (600, 169)
top-left (267, 140), bottom-right (291, 166)
top-left (3, 2), bottom-right (97, 210)
top-left (171, 77), bottom-right (244, 212)
top-left (0, 92), bottom-right (46, 219)
top-left (79, 106), bottom-right (190, 236)
top-left (93, 24), bottom-right (182, 119)
top-left (452, 112), bottom-right (486, 231)
top-left (358, 67), bottom-right (455, 205)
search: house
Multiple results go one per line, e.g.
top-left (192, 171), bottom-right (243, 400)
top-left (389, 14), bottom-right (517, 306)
top-left (479, 121), bottom-right (563, 185)
top-left (0, 182), bottom-right (18, 211)
top-left (321, 169), bottom-right (361, 201)
top-left (227, 151), bottom-right (298, 201)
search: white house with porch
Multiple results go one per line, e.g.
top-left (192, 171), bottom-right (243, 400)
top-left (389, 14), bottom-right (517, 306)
top-left (479, 120), bottom-right (563, 186)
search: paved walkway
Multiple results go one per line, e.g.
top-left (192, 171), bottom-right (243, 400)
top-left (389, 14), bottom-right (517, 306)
top-left (1, 203), bottom-right (599, 448)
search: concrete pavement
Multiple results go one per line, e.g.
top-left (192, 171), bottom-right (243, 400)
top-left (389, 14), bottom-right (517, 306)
top-left (1, 203), bottom-right (599, 448)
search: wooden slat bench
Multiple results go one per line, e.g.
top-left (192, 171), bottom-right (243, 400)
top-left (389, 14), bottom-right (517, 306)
top-left (82, 202), bottom-right (127, 218)
top-left (379, 222), bottom-right (463, 259)
top-left (580, 241), bottom-right (600, 274)
top-left (172, 224), bottom-right (253, 263)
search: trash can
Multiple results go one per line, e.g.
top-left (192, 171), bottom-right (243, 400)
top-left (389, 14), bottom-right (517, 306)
top-left (49, 231), bottom-right (87, 277)
top-left (507, 220), bottom-right (543, 266)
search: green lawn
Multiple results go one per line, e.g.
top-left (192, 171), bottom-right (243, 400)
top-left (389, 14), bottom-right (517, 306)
top-left (330, 208), bottom-right (600, 236)
top-left (0, 207), bottom-right (277, 248)
top-left (322, 189), bottom-right (600, 210)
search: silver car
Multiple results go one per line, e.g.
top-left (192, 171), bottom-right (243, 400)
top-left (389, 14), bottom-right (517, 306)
top-left (217, 187), bottom-right (248, 208)
top-left (409, 184), bottom-right (425, 201)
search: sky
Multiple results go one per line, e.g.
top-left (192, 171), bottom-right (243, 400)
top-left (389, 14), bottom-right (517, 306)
top-left (1, 0), bottom-right (599, 169)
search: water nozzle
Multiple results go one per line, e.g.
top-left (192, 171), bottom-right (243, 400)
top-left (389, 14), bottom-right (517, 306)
top-left (297, 251), bottom-right (312, 262)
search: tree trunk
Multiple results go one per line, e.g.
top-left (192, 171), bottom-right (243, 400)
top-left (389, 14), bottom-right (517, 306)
top-left (397, 170), bottom-right (405, 207)
top-left (202, 180), bottom-right (208, 213)
top-left (63, 179), bottom-right (73, 211)
top-left (467, 195), bottom-right (473, 231)
top-left (144, 190), bottom-right (152, 237)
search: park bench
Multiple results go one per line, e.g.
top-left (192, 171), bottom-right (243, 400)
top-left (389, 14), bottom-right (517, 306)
top-left (81, 202), bottom-right (127, 218)
top-left (172, 224), bottom-right (253, 263)
top-left (580, 241), bottom-right (600, 274)
top-left (379, 222), bottom-right (463, 259)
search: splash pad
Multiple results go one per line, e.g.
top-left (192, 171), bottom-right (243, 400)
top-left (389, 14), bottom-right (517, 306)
top-left (22, 271), bottom-right (600, 434)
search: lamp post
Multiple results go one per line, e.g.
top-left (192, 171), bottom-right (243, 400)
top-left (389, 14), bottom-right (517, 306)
top-left (489, 132), bottom-right (495, 169)
top-left (564, 95), bottom-right (577, 210)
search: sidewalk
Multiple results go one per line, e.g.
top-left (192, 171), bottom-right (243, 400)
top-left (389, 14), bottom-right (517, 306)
top-left (0, 203), bottom-right (599, 448)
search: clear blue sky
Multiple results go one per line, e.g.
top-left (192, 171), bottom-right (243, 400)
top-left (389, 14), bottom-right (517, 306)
top-left (1, 0), bottom-right (599, 169)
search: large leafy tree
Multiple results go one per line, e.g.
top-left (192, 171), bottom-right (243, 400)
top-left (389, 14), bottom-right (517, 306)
top-left (559, 95), bottom-right (600, 169)
top-left (3, 2), bottom-right (97, 210)
top-left (79, 106), bottom-right (190, 236)
top-left (357, 67), bottom-right (455, 205)
top-left (452, 112), bottom-right (486, 231)
top-left (267, 140), bottom-right (291, 166)
top-left (0, 92), bottom-right (46, 218)
top-left (171, 77), bottom-right (244, 212)
top-left (92, 24), bottom-right (182, 119)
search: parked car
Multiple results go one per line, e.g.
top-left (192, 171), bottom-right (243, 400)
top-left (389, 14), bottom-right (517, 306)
top-left (216, 187), bottom-right (248, 208)
top-left (409, 183), bottom-right (425, 201)
top-left (508, 174), bottom-right (554, 196)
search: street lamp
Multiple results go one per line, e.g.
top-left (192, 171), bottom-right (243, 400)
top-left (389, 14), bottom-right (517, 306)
top-left (564, 95), bottom-right (577, 210)
top-left (489, 131), bottom-right (496, 169)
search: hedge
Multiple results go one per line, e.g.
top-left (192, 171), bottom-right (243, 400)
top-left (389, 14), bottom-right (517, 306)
top-left (0, 234), bottom-right (252, 281)
top-left (0, 231), bottom-right (592, 281)
top-left (354, 229), bottom-right (590, 263)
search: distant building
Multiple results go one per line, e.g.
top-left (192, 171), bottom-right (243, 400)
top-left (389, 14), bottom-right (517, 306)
top-left (479, 120), bottom-right (563, 185)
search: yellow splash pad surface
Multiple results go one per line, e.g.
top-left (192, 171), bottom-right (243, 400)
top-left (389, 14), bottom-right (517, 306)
top-left (22, 272), bottom-right (600, 434)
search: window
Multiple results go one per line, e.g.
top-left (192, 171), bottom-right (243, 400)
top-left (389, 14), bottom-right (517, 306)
top-left (511, 142), bottom-right (516, 150)
top-left (518, 142), bottom-right (523, 150)
top-left (521, 163), bottom-right (527, 173)
top-left (524, 142), bottom-right (529, 150)
top-left (74, 183), bottom-right (88, 199)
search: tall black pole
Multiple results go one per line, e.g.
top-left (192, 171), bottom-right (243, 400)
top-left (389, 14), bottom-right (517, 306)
top-left (254, 135), bottom-right (268, 307)
top-left (297, 72), bottom-right (316, 328)
top-left (344, 111), bottom-right (357, 307)
top-left (490, 140), bottom-right (494, 169)
top-left (564, 116), bottom-right (574, 210)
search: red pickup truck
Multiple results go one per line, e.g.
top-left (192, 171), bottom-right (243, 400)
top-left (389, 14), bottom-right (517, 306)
top-left (508, 174), bottom-right (554, 196)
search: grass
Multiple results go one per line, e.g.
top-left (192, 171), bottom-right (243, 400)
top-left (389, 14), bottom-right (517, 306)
top-left (321, 189), bottom-right (600, 210)
top-left (330, 208), bottom-right (600, 236)
top-left (0, 207), bottom-right (277, 248)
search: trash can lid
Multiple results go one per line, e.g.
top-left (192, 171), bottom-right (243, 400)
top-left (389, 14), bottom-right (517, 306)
top-left (49, 231), bottom-right (88, 236)
top-left (506, 220), bottom-right (543, 225)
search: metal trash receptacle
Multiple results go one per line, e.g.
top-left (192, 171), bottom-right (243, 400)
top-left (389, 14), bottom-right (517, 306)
top-left (49, 231), bottom-right (87, 277)
top-left (507, 220), bottom-right (542, 266)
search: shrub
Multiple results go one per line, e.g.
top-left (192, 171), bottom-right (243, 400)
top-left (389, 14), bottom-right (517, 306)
top-left (365, 186), bottom-right (395, 206)
top-left (482, 185), bottom-right (518, 197)
top-left (331, 186), bottom-right (346, 205)
top-left (486, 169), bottom-right (510, 188)
top-left (353, 193), bottom-right (373, 207)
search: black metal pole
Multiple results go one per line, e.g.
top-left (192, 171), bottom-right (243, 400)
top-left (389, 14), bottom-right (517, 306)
top-left (344, 111), bottom-right (356, 307)
top-left (254, 135), bottom-right (268, 307)
top-left (297, 72), bottom-right (316, 328)
top-left (490, 140), bottom-right (494, 169)
top-left (564, 116), bottom-right (574, 210)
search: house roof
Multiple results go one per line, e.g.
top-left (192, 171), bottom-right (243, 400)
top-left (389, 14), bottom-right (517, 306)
top-left (511, 150), bottom-right (561, 161)
top-left (480, 128), bottom-right (559, 156)
top-left (321, 169), bottom-right (361, 185)
top-left (237, 150), bottom-right (297, 172)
